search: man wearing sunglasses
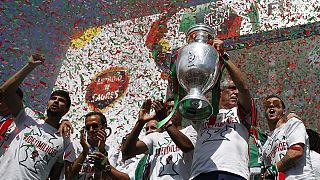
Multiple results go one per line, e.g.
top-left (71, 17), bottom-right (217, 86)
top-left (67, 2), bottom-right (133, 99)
top-left (261, 95), bottom-right (315, 179)
top-left (65, 111), bottom-right (113, 180)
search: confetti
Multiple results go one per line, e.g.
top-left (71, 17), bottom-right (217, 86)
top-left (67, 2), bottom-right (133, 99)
top-left (1, 1), bottom-right (319, 150)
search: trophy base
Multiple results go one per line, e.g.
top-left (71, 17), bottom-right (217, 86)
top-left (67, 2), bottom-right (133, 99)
top-left (178, 95), bottom-right (213, 121)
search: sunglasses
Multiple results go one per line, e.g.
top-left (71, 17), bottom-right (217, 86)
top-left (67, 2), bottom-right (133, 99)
top-left (264, 99), bottom-right (282, 110)
top-left (85, 124), bottom-right (100, 131)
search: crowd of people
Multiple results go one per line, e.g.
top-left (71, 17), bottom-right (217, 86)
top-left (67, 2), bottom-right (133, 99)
top-left (0, 38), bottom-right (319, 180)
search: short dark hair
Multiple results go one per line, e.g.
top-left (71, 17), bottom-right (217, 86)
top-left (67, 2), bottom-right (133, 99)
top-left (50, 90), bottom-right (71, 109)
top-left (16, 87), bottom-right (23, 99)
top-left (307, 129), bottom-right (320, 153)
top-left (265, 95), bottom-right (286, 109)
top-left (85, 111), bottom-right (107, 125)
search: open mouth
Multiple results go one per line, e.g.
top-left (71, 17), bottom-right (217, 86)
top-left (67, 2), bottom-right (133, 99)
top-left (50, 104), bottom-right (59, 110)
top-left (269, 109), bottom-right (275, 115)
top-left (230, 97), bottom-right (237, 101)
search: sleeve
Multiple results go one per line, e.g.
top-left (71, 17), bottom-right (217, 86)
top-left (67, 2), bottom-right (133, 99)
top-left (182, 125), bottom-right (198, 146)
top-left (262, 138), bottom-right (272, 167)
top-left (14, 107), bottom-right (37, 128)
top-left (123, 158), bottom-right (140, 180)
top-left (108, 148), bottom-right (119, 167)
top-left (140, 133), bottom-right (155, 154)
top-left (286, 118), bottom-right (306, 147)
top-left (63, 137), bottom-right (77, 162)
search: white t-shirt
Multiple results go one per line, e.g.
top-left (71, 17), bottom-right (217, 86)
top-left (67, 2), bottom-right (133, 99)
top-left (310, 150), bottom-right (320, 177)
top-left (64, 138), bottom-right (113, 180)
top-left (141, 125), bottom-right (197, 180)
top-left (0, 107), bottom-right (73, 179)
top-left (191, 106), bottom-right (252, 179)
top-left (110, 149), bottom-right (141, 180)
top-left (262, 118), bottom-right (315, 179)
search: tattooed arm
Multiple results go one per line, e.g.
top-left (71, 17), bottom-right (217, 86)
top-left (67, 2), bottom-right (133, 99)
top-left (276, 143), bottom-right (304, 172)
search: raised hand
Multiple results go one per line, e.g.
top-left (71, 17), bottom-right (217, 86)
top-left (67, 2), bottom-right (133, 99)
top-left (96, 127), bottom-right (111, 153)
top-left (152, 99), bottom-right (167, 121)
top-left (213, 39), bottom-right (225, 55)
top-left (28, 53), bottom-right (45, 67)
top-left (138, 99), bottom-right (156, 124)
top-left (80, 128), bottom-right (90, 155)
top-left (56, 119), bottom-right (74, 137)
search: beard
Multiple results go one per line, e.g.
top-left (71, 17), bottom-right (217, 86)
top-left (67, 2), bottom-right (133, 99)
top-left (46, 108), bottom-right (64, 117)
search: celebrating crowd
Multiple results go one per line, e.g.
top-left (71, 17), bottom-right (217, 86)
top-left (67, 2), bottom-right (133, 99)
top-left (0, 37), bottom-right (318, 180)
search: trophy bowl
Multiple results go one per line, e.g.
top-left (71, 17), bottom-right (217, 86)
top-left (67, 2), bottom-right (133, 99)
top-left (176, 23), bottom-right (221, 121)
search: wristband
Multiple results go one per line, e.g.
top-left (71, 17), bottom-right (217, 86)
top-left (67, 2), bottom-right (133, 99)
top-left (164, 120), bottom-right (173, 130)
top-left (221, 52), bottom-right (230, 60)
top-left (105, 165), bottom-right (112, 174)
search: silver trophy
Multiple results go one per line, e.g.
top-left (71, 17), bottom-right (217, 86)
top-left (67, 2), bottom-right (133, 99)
top-left (176, 23), bottom-right (222, 121)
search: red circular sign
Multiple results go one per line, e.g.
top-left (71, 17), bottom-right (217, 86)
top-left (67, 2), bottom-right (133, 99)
top-left (85, 67), bottom-right (129, 112)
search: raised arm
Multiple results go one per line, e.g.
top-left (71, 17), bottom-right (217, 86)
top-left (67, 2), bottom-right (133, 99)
top-left (166, 124), bottom-right (195, 153)
top-left (153, 100), bottom-right (195, 153)
top-left (0, 54), bottom-right (44, 117)
top-left (121, 99), bottom-right (155, 157)
top-left (264, 143), bottom-right (304, 178)
top-left (214, 39), bottom-right (252, 113)
top-left (277, 143), bottom-right (304, 172)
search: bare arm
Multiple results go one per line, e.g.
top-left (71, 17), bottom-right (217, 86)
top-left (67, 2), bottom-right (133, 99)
top-left (65, 129), bottom-right (89, 180)
top-left (224, 59), bottom-right (251, 113)
top-left (57, 119), bottom-right (74, 137)
top-left (65, 153), bottom-right (88, 180)
top-left (0, 54), bottom-right (44, 117)
top-left (276, 143), bottom-right (304, 172)
top-left (152, 100), bottom-right (194, 153)
top-left (48, 161), bottom-right (64, 180)
top-left (166, 125), bottom-right (194, 153)
top-left (91, 152), bottom-right (130, 180)
top-left (214, 39), bottom-right (252, 113)
top-left (121, 99), bottom-right (154, 157)
top-left (104, 166), bottom-right (130, 180)
top-left (121, 121), bottom-right (149, 157)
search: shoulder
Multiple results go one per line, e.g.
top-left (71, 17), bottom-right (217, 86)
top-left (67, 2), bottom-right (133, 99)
top-left (14, 107), bottom-right (40, 125)
top-left (181, 125), bottom-right (197, 133)
top-left (141, 131), bottom-right (164, 143)
top-left (288, 117), bottom-right (302, 123)
top-left (286, 117), bottom-right (304, 128)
